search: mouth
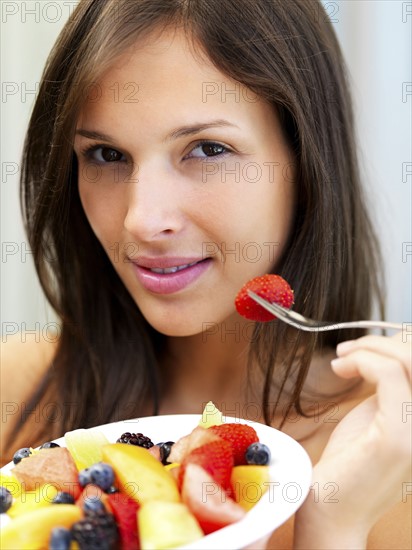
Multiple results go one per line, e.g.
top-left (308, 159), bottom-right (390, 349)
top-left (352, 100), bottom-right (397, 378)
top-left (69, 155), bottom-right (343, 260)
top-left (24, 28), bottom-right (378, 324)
top-left (131, 257), bottom-right (212, 295)
top-left (148, 260), bottom-right (202, 274)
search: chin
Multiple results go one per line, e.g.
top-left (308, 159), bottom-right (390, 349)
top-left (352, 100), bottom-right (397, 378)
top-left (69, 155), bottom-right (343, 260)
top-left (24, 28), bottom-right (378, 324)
top-left (146, 318), bottom-right (206, 337)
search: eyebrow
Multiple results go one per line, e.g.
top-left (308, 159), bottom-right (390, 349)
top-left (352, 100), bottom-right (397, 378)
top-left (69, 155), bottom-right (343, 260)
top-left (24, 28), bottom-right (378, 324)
top-left (75, 129), bottom-right (114, 142)
top-left (166, 120), bottom-right (239, 140)
top-left (75, 120), bottom-right (239, 144)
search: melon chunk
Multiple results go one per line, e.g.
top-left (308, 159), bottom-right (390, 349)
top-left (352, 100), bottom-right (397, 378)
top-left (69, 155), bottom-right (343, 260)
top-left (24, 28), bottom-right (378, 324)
top-left (11, 447), bottom-right (80, 498)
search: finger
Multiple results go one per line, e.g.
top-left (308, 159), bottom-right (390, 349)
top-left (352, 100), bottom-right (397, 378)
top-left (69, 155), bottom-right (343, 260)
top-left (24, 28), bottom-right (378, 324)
top-left (331, 350), bottom-right (411, 411)
top-left (336, 334), bottom-right (411, 377)
top-left (332, 350), bottom-right (412, 461)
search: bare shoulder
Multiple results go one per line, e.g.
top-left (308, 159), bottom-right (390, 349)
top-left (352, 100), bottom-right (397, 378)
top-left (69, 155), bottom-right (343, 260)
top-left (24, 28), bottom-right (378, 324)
top-left (1, 333), bottom-right (57, 398)
top-left (0, 333), bottom-right (58, 452)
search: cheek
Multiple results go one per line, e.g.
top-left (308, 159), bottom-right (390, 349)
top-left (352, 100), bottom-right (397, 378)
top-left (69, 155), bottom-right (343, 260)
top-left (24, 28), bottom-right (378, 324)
top-left (77, 178), bottom-right (125, 245)
top-left (222, 176), bottom-right (295, 247)
top-left (237, 175), bottom-right (295, 268)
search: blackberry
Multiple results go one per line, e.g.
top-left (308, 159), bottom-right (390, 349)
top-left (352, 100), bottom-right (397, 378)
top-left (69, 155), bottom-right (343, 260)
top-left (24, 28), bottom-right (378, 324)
top-left (157, 441), bottom-right (175, 464)
top-left (72, 513), bottom-right (118, 550)
top-left (83, 496), bottom-right (106, 516)
top-left (116, 432), bottom-right (154, 448)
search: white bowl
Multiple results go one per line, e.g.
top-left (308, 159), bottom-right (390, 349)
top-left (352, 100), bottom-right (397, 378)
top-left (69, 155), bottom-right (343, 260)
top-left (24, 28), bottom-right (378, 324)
top-left (0, 415), bottom-right (312, 549)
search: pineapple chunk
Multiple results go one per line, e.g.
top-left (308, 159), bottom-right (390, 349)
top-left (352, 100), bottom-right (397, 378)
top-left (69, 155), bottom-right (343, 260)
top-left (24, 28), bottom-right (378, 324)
top-left (64, 428), bottom-right (109, 470)
top-left (198, 401), bottom-right (224, 428)
top-left (138, 501), bottom-right (203, 549)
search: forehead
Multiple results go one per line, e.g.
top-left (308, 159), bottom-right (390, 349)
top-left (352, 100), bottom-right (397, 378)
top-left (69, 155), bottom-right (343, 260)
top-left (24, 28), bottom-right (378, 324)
top-left (77, 28), bottom-right (271, 130)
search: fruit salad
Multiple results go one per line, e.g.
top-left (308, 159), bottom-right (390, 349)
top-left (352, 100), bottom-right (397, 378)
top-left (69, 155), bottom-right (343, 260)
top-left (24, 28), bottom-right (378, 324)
top-left (0, 403), bottom-right (272, 550)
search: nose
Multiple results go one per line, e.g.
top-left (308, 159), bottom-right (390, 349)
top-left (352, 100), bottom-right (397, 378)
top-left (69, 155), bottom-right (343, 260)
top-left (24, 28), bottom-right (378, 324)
top-left (123, 162), bottom-right (185, 242)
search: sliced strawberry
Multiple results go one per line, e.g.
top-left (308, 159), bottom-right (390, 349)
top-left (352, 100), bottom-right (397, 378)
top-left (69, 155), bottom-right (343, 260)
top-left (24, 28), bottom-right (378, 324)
top-left (182, 464), bottom-right (246, 535)
top-left (108, 492), bottom-right (140, 550)
top-left (179, 439), bottom-right (233, 492)
top-left (168, 426), bottom-right (221, 464)
top-left (235, 274), bottom-right (294, 322)
top-left (209, 424), bottom-right (259, 465)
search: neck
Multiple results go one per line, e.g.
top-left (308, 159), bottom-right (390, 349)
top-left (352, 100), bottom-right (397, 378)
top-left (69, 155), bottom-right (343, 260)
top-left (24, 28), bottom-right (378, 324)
top-left (157, 318), bottom-right (361, 427)
top-left (158, 313), bottom-right (258, 416)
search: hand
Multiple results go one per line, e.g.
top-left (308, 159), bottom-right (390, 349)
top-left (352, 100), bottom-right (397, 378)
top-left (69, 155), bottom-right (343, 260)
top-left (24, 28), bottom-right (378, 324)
top-left (294, 331), bottom-right (411, 549)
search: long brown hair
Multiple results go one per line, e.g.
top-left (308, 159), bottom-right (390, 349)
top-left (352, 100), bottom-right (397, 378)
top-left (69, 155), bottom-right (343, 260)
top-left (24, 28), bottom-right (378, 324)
top-left (16, 0), bottom-right (383, 446)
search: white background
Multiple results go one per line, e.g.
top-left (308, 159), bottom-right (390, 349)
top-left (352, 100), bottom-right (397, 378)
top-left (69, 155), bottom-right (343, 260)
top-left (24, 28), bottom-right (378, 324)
top-left (1, 0), bottom-right (411, 336)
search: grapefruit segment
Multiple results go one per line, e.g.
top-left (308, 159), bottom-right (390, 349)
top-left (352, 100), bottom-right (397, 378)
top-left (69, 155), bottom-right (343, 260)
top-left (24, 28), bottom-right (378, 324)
top-left (107, 492), bottom-right (140, 550)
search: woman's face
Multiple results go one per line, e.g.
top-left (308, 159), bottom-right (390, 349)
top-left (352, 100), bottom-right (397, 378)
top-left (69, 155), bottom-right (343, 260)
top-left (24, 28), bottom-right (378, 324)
top-left (74, 28), bottom-right (295, 336)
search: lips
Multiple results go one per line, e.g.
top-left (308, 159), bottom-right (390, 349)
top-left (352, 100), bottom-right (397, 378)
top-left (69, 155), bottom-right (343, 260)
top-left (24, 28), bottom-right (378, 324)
top-left (149, 260), bottom-right (200, 274)
top-left (131, 256), bottom-right (212, 294)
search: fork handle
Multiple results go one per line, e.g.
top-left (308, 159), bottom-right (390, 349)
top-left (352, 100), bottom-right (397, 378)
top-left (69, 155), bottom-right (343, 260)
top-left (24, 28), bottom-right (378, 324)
top-left (304, 321), bottom-right (404, 332)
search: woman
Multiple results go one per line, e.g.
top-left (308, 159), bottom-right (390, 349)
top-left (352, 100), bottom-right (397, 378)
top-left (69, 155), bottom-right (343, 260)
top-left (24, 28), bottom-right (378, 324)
top-left (1, 0), bottom-right (410, 547)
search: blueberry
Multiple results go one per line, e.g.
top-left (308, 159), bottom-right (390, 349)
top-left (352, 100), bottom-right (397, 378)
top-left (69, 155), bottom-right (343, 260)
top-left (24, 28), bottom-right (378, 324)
top-left (78, 468), bottom-right (92, 487)
top-left (52, 491), bottom-right (75, 505)
top-left (40, 441), bottom-right (60, 449)
top-left (106, 486), bottom-right (119, 494)
top-left (49, 526), bottom-right (72, 550)
top-left (245, 442), bottom-right (271, 465)
top-left (88, 463), bottom-right (115, 492)
top-left (83, 496), bottom-right (106, 516)
top-left (157, 441), bottom-right (175, 465)
top-left (12, 447), bottom-right (32, 464)
top-left (0, 486), bottom-right (13, 513)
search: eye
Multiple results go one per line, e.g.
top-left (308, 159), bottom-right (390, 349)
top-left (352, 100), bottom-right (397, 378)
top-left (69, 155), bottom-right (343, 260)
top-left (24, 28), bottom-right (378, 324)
top-left (83, 146), bottom-right (126, 163)
top-left (185, 141), bottom-right (230, 159)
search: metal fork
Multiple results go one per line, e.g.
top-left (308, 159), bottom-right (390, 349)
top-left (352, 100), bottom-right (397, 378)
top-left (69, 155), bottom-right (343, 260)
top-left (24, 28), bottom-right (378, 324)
top-left (247, 290), bottom-right (404, 332)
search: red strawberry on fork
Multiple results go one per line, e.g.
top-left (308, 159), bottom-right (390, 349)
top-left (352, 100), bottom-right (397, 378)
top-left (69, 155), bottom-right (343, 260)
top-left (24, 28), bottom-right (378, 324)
top-left (235, 274), bottom-right (294, 322)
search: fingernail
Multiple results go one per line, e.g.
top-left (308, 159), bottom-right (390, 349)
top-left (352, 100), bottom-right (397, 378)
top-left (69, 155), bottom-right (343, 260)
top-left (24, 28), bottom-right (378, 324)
top-left (336, 340), bottom-right (355, 355)
top-left (331, 358), bottom-right (344, 368)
